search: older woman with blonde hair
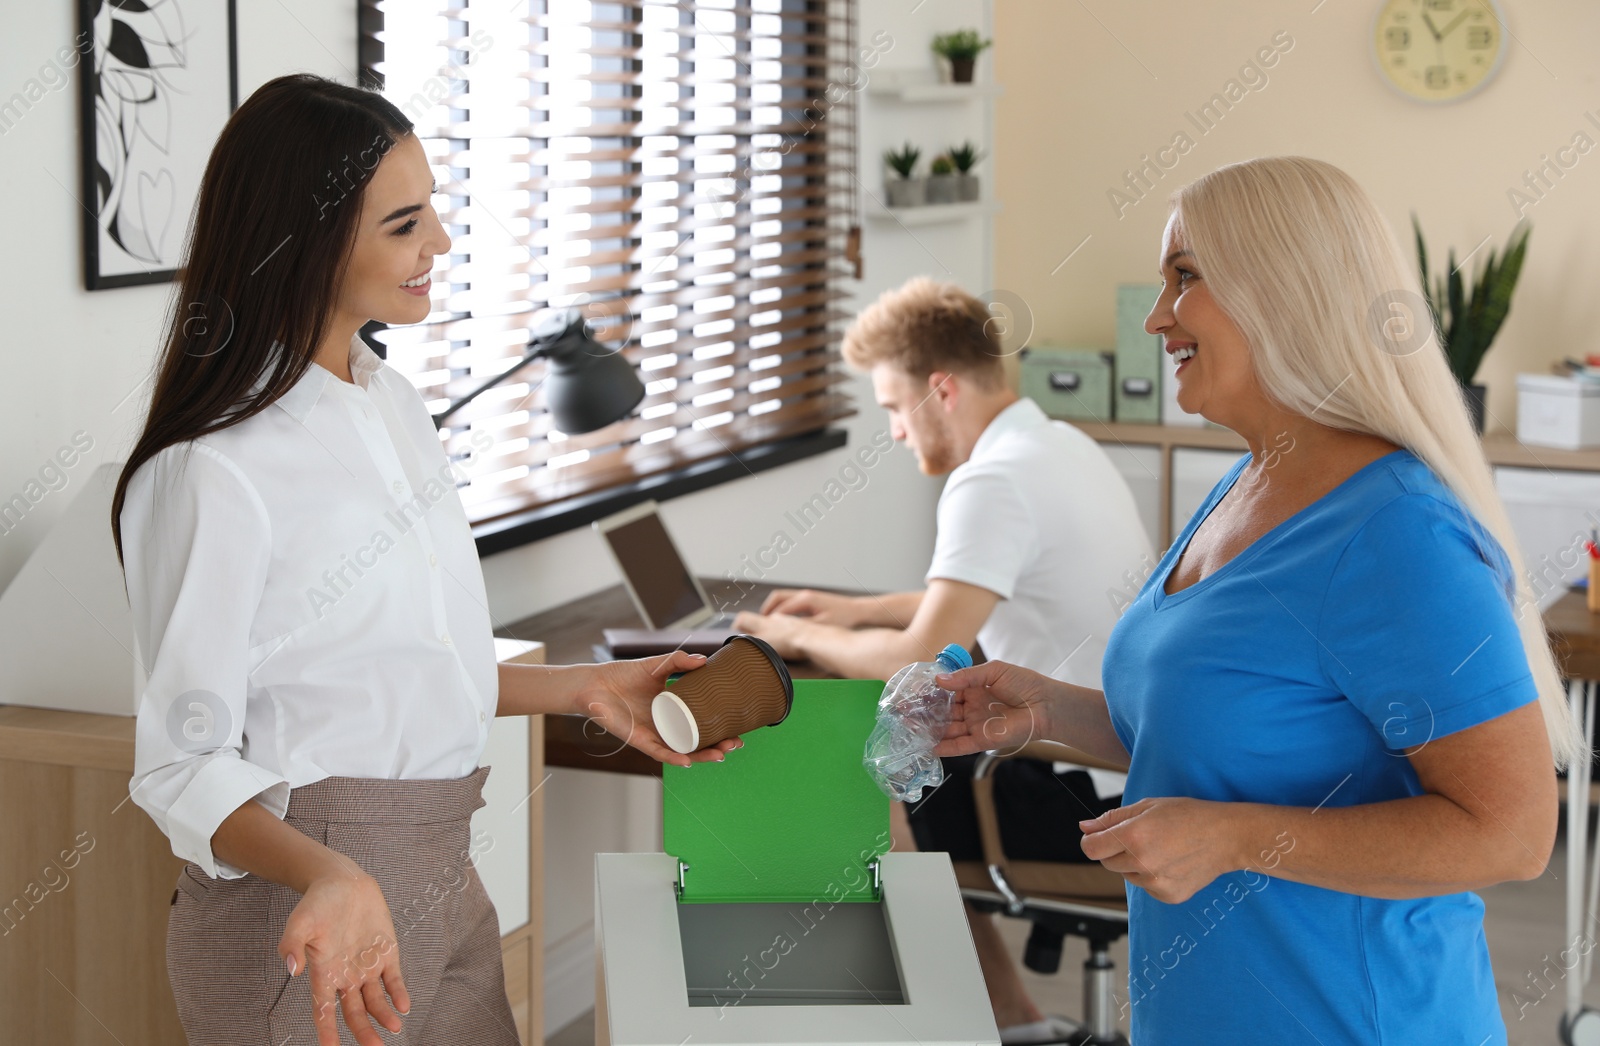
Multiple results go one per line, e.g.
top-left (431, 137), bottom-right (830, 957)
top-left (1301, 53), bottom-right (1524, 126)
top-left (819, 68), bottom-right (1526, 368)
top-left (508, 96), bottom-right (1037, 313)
top-left (933, 156), bottom-right (1583, 1044)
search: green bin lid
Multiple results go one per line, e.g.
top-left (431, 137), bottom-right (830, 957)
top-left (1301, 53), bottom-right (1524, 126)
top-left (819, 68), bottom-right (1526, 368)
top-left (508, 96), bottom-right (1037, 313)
top-left (662, 679), bottom-right (890, 904)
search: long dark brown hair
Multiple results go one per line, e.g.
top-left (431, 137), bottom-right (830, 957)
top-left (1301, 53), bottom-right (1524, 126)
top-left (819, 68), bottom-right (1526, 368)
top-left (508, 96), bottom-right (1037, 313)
top-left (112, 74), bottom-right (413, 564)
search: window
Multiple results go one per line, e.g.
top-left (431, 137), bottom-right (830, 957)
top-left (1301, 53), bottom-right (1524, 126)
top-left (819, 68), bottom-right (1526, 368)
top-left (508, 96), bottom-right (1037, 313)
top-left (359, 0), bottom-right (858, 550)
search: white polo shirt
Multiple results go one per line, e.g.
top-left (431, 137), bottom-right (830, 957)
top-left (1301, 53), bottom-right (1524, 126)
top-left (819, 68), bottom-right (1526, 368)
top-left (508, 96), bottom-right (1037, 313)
top-left (925, 397), bottom-right (1153, 690)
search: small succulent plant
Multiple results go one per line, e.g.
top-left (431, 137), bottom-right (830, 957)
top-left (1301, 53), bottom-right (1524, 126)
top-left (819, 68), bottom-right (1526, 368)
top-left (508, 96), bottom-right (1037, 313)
top-left (884, 142), bottom-right (921, 179)
top-left (946, 142), bottom-right (984, 174)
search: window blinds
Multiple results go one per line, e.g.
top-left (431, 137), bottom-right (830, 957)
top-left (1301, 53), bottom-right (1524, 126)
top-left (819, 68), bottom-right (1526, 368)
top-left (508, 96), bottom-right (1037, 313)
top-left (359, 0), bottom-right (858, 530)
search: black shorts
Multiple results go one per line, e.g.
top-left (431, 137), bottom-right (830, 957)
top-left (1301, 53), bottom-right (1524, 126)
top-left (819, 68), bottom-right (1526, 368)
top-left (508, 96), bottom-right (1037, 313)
top-left (906, 754), bottom-right (1121, 864)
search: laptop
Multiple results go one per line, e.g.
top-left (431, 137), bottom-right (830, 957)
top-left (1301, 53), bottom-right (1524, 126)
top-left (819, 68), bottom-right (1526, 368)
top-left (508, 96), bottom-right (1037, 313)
top-left (592, 501), bottom-right (737, 656)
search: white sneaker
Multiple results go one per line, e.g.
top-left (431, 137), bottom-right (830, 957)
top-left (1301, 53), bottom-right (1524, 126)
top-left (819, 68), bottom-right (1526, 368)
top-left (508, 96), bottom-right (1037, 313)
top-left (998, 1015), bottom-right (1079, 1045)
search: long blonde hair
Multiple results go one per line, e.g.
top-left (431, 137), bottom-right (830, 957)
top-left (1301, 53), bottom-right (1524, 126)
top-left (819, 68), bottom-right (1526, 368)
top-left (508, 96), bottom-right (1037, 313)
top-left (1173, 156), bottom-right (1584, 769)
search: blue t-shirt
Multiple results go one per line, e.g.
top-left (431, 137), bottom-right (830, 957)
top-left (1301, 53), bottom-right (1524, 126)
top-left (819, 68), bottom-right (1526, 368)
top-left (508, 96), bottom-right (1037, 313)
top-left (1102, 449), bottom-right (1536, 1044)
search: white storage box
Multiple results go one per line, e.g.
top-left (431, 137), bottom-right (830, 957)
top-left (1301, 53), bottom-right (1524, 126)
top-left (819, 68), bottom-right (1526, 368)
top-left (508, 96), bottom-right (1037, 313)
top-left (1516, 374), bottom-right (1600, 450)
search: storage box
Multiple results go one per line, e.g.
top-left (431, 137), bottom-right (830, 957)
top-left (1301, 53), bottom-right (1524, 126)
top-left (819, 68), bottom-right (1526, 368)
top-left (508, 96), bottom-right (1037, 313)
top-left (1516, 374), bottom-right (1600, 450)
top-left (1020, 346), bottom-right (1113, 423)
top-left (1114, 284), bottom-right (1163, 423)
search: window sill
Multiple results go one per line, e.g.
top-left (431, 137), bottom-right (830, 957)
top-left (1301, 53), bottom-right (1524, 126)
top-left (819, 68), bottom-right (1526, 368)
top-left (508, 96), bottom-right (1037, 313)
top-left (471, 428), bottom-right (850, 556)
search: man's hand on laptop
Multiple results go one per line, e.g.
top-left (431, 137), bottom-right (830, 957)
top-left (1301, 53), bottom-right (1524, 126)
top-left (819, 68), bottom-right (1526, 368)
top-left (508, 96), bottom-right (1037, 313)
top-left (757, 588), bottom-right (865, 628)
top-left (731, 609), bottom-right (805, 661)
top-left (574, 651), bottom-right (745, 768)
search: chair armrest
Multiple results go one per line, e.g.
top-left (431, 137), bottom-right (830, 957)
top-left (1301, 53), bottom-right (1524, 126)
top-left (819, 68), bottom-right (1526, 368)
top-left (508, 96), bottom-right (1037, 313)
top-left (969, 757), bottom-right (1014, 900)
top-left (968, 743), bottom-right (1127, 910)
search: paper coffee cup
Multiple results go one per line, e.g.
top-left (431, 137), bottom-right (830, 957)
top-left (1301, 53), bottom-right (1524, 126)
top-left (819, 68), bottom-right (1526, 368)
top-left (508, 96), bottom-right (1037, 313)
top-left (651, 634), bottom-right (793, 754)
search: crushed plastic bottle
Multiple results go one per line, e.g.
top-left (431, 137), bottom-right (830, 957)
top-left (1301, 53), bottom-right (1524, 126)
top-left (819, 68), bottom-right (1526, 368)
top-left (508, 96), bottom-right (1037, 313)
top-left (862, 644), bottom-right (974, 802)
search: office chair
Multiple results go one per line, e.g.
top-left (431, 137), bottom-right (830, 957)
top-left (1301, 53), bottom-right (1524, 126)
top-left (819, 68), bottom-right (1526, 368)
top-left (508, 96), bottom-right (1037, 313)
top-left (951, 740), bottom-right (1132, 1046)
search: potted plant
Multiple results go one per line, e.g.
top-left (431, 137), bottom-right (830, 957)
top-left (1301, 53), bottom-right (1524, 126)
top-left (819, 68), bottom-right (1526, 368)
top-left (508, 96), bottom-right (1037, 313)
top-left (926, 155), bottom-right (960, 204)
top-left (1413, 216), bottom-right (1531, 435)
top-left (931, 30), bottom-right (992, 84)
top-left (947, 141), bottom-right (984, 202)
top-left (884, 142), bottom-right (923, 208)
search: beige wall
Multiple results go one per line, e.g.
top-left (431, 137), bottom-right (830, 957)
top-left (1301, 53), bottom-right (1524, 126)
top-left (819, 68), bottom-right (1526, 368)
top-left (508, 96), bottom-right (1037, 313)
top-left (993, 1), bottom-right (1600, 434)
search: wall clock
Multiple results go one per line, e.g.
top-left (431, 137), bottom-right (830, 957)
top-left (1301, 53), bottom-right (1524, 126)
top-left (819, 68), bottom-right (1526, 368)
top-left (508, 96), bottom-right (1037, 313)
top-left (1372, 0), bottom-right (1507, 102)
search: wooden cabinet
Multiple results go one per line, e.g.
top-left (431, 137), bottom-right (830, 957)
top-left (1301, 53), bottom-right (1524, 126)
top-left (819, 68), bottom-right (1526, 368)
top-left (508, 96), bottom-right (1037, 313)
top-left (0, 638), bottom-right (545, 1045)
top-left (1080, 421), bottom-right (1600, 553)
top-left (0, 710), bottom-right (186, 1044)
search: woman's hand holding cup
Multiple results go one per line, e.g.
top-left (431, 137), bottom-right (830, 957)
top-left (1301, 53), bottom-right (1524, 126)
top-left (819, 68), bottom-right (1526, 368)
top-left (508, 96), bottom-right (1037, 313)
top-left (580, 651), bottom-right (745, 767)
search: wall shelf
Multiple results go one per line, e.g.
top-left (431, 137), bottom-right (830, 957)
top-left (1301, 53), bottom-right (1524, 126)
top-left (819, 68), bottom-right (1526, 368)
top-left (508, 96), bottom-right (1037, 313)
top-left (867, 201), bottom-right (1000, 226)
top-left (867, 79), bottom-right (1002, 103)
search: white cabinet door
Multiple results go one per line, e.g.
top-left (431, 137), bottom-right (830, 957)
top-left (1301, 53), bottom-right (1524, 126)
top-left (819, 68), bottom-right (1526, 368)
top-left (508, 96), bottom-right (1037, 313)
top-left (1494, 466), bottom-right (1600, 610)
top-left (1171, 448), bottom-right (1245, 543)
top-left (473, 638), bottom-right (543, 937)
top-left (473, 714), bottom-right (532, 936)
top-left (1099, 443), bottom-right (1162, 552)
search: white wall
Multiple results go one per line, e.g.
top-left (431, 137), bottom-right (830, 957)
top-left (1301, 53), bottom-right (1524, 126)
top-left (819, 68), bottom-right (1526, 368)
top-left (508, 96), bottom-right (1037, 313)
top-left (0, 1), bottom-right (360, 588)
top-left (991, 1), bottom-right (1600, 434)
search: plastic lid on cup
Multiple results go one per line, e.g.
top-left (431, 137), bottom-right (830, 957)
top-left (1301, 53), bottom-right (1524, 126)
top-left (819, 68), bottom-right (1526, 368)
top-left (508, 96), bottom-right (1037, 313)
top-left (652, 691), bottom-right (700, 754)
top-left (934, 644), bottom-right (973, 672)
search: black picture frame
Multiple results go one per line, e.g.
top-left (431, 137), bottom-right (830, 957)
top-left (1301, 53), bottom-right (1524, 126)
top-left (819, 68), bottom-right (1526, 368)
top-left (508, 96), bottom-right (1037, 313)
top-left (77, 0), bottom-right (239, 290)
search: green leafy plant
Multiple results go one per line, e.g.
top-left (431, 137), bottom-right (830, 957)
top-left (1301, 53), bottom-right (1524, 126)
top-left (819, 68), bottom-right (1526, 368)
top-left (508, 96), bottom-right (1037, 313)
top-left (929, 155), bottom-right (954, 176)
top-left (884, 141), bottom-right (920, 179)
top-left (931, 30), bottom-right (992, 61)
top-left (946, 141), bottom-right (984, 173)
top-left (1413, 216), bottom-right (1531, 387)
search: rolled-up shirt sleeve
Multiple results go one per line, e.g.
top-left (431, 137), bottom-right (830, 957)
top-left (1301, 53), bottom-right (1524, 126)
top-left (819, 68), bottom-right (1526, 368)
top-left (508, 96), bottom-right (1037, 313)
top-left (122, 443), bottom-right (290, 879)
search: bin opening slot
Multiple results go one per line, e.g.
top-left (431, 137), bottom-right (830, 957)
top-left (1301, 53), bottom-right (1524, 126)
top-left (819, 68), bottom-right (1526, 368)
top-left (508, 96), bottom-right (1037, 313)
top-left (677, 900), bottom-right (906, 1007)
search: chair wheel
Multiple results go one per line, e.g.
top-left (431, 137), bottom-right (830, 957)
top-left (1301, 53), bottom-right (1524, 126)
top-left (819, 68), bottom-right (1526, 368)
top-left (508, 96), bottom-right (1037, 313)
top-left (1563, 1008), bottom-right (1600, 1046)
top-left (1023, 922), bottom-right (1064, 974)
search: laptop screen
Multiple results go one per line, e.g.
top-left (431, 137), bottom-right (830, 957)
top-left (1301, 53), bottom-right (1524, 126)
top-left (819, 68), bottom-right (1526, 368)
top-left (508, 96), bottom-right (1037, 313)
top-left (600, 512), bottom-right (707, 628)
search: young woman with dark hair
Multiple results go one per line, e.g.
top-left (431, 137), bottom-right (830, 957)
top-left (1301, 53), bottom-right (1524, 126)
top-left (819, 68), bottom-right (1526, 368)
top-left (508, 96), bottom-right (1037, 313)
top-left (114, 74), bottom-right (738, 1046)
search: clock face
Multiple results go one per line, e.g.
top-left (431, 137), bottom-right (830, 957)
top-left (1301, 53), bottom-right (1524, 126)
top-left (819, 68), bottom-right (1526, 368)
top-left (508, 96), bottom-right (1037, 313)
top-left (1373, 0), bottom-right (1507, 102)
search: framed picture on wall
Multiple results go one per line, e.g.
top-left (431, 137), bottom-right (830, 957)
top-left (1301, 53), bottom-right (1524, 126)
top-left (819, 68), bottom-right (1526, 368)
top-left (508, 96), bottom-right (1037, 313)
top-left (77, 0), bottom-right (238, 290)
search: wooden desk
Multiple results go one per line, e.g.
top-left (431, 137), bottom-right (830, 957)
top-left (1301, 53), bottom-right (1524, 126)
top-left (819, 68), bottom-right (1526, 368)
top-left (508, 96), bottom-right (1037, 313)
top-left (512, 580), bottom-right (1600, 776)
top-left (0, 706), bottom-right (186, 1045)
top-left (1548, 588), bottom-right (1600, 681)
top-left (500, 579), bottom-right (827, 778)
top-left (1520, 587), bottom-right (1600, 1032)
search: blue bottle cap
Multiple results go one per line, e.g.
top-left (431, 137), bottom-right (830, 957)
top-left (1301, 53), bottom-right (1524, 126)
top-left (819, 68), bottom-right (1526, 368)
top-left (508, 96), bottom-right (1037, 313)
top-left (935, 644), bottom-right (973, 672)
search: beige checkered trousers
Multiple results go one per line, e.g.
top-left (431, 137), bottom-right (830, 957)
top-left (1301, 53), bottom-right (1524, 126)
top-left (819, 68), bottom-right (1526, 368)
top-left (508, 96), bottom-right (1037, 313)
top-left (166, 765), bottom-right (520, 1045)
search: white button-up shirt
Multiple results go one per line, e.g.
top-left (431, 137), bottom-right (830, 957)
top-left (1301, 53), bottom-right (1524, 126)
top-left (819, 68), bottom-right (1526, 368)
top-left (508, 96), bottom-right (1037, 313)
top-left (122, 333), bottom-right (498, 879)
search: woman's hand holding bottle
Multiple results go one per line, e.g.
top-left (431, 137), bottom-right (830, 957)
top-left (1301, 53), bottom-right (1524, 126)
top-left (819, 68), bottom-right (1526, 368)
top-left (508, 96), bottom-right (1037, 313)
top-left (932, 659), bottom-right (1064, 758)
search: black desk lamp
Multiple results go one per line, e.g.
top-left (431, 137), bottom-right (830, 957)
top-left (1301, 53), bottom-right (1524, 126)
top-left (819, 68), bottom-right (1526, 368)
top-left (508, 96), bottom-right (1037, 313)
top-left (432, 308), bottom-right (646, 433)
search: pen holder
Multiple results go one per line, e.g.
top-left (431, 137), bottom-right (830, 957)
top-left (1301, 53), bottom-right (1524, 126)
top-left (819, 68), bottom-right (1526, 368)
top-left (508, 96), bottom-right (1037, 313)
top-left (1590, 558), bottom-right (1600, 613)
top-left (651, 634), bottom-right (793, 754)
